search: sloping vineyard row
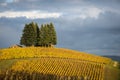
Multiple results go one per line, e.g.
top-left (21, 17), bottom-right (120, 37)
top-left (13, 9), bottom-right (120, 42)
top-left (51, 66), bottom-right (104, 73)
top-left (10, 57), bottom-right (105, 80)
top-left (0, 47), bottom-right (112, 64)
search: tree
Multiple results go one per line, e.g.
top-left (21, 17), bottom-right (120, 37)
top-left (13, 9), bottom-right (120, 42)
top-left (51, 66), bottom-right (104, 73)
top-left (49, 22), bottom-right (57, 45)
top-left (20, 22), bottom-right (39, 46)
top-left (38, 24), bottom-right (45, 46)
top-left (38, 23), bottom-right (57, 47)
top-left (20, 22), bottom-right (57, 47)
top-left (32, 22), bottom-right (39, 46)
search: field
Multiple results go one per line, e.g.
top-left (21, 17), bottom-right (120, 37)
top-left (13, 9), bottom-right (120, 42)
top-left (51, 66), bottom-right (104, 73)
top-left (0, 47), bottom-right (119, 80)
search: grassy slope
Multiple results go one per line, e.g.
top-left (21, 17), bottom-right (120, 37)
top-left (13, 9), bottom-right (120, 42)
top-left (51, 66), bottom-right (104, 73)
top-left (104, 65), bottom-right (120, 80)
top-left (0, 59), bottom-right (17, 70)
top-left (0, 47), bottom-right (119, 80)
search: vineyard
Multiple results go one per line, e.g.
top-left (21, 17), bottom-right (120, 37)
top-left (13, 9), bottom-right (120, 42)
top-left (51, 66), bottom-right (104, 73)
top-left (0, 47), bottom-right (112, 64)
top-left (0, 47), bottom-right (119, 80)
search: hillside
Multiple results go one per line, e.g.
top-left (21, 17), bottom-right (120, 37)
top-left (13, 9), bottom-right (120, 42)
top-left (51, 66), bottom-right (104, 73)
top-left (0, 47), bottom-right (119, 80)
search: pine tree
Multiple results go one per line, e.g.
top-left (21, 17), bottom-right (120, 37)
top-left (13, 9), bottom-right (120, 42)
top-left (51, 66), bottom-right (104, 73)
top-left (38, 24), bottom-right (49, 47)
top-left (38, 23), bottom-right (57, 47)
top-left (43, 24), bottom-right (50, 47)
top-left (20, 22), bottom-right (39, 46)
top-left (32, 22), bottom-right (39, 46)
top-left (38, 24), bottom-right (44, 46)
top-left (49, 22), bottom-right (57, 45)
top-left (20, 22), bottom-right (57, 47)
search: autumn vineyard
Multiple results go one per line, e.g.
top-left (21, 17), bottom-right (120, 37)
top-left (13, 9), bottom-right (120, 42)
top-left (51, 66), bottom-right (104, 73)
top-left (0, 47), bottom-right (120, 80)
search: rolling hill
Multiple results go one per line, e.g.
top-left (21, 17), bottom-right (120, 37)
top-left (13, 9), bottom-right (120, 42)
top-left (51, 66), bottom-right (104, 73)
top-left (0, 47), bottom-right (119, 80)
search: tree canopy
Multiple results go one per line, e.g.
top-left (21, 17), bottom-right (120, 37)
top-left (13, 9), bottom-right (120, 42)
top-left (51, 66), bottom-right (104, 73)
top-left (20, 22), bottom-right (57, 47)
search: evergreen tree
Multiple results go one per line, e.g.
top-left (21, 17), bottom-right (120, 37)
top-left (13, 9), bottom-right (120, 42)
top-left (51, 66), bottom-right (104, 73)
top-left (32, 22), bottom-right (39, 46)
top-left (20, 22), bottom-right (39, 46)
top-left (38, 23), bottom-right (57, 47)
top-left (49, 22), bottom-right (57, 45)
top-left (38, 24), bottom-right (44, 46)
top-left (43, 24), bottom-right (50, 46)
top-left (38, 24), bottom-right (49, 47)
top-left (20, 22), bottom-right (57, 47)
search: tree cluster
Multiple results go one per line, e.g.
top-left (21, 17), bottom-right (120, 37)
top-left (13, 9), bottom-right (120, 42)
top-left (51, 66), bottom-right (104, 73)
top-left (20, 22), bottom-right (57, 47)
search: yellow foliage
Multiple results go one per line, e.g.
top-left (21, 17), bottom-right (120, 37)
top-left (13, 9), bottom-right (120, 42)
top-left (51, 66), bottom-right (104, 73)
top-left (11, 57), bottom-right (105, 80)
top-left (0, 47), bottom-right (112, 64)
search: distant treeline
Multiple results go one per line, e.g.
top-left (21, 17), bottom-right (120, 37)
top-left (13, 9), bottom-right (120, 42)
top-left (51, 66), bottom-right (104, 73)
top-left (103, 56), bottom-right (120, 62)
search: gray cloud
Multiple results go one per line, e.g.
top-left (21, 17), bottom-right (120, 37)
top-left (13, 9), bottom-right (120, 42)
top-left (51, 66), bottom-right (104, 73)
top-left (0, 0), bottom-right (120, 56)
top-left (54, 10), bottom-right (120, 56)
top-left (0, 0), bottom-right (5, 3)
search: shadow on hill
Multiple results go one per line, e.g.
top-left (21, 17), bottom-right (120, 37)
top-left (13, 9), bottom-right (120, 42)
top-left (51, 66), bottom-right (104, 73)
top-left (0, 70), bottom-right (87, 80)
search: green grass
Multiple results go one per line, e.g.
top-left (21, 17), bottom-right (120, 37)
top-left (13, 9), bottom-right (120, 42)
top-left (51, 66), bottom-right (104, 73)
top-left (0, 59), bottom-right (18, 70)
top-left (104, 64), bottom-right (120, 80)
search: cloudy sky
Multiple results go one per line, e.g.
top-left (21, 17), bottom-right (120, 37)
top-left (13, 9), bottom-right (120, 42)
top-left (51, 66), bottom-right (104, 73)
top-left (0, 0), bottom-right (120, 56)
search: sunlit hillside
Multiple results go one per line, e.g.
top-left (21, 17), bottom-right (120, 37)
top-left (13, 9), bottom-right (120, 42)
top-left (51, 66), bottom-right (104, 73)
top-left (0, 47), bottom-right (119, 80)
top-left (0, 47), bottom-right (112, 64)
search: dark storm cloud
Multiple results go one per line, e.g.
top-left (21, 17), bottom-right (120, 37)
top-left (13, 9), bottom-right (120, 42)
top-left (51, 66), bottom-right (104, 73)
top-left (0, 0), bottom-right (120, 56)
top-left (0, 17), bottom-right (27, 48)
top-left (54, 10), bottom-right (120, 56)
